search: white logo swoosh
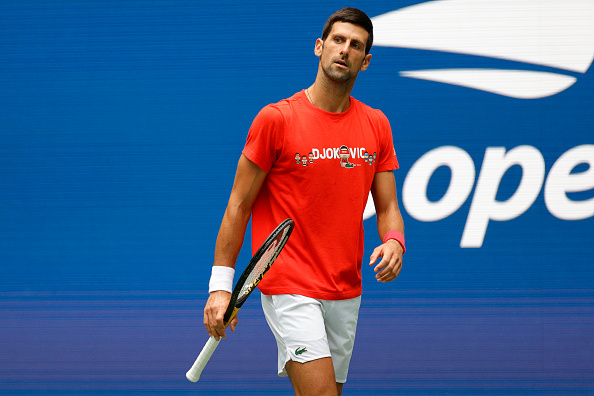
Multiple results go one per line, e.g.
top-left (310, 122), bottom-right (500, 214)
top-left (371, 0), bottom-right (594, 98)
top-left (400, 69), bottom-right (577, 99)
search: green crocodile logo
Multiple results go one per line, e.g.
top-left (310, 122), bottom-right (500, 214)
top-left (295, 347), bottom-right (307, 355)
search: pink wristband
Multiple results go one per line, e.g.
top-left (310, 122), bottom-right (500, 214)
top-left (383, 230), bottom-right (406, 254)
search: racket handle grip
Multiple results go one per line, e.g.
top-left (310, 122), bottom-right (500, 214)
top-left (186, 336), bottom-right (221, 382)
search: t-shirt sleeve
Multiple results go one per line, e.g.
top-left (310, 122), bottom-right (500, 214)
top-left (242, 105), bottom-right (285, 173)
top-left (374, 109), bottom-right (399, 172)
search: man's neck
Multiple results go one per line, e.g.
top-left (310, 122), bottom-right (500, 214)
top-left (306, 73), bottom-right (355, 113)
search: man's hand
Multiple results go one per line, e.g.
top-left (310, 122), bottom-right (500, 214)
top-left (369, 239), bottom-right (403, 283)
top-left (203, 291), bottom-right (238, 341)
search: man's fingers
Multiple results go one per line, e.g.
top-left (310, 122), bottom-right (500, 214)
top-left (375, 253), bottom-right (396, 277)
top-left (376, 258), bottom-right (402, 282)
top-left (213, 307), bottom-right (229, 338)
top-left (369, 246), bottom-right (382, 265)
top-left (213, 321), bottom-right (226, 340)
top-left (373, 249), bottom-right (393, 272)
top-left (373, 261), bottom-right (386, 273)
top-left (370, 240), bottom-right (404, 280)
top-left (205, 315), bottom-right (225, 340)
top-left (229, 316), bottom-right (239, 332)
top-left (204, 310), bottom-right (221, 339)
top-left (203, 291), bottom-right (233, 340)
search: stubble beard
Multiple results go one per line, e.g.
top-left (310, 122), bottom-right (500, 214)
top-left (322, 59), bottom-right (353, 84)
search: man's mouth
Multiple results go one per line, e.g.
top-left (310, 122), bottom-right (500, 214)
top-left (334, 59), bottom-right (348, 68)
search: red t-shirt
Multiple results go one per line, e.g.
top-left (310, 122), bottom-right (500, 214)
top-left (243, 90), bottom-right (398, 300)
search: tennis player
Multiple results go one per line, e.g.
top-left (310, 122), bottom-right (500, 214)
top-left (204, 8), bottom-right (405, 396)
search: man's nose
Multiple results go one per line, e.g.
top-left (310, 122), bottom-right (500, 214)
top-left (339, 42), bottom-right (350, 57)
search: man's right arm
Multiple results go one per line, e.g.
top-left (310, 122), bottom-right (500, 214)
top-left (203, 154), bottom-right (267, 340)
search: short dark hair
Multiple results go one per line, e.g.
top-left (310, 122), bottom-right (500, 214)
top-left (321, 8), bottom-right (373, 55)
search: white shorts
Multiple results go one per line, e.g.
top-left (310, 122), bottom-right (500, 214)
top-left (260, 293), bottom-right (361, 383)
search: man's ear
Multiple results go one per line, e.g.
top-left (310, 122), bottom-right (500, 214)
top-left (314, 38), bottom-right (323, 58)
top-left (360, 53), bottom-right (372, 71)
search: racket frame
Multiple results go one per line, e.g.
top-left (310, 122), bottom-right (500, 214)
top-left (186, 218), bottom-right (294, 382)
top-left (222, 218), bottom-right (294, 322)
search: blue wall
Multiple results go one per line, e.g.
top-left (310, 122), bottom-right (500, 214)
top-left (1, 1), bottom-right (593, 394)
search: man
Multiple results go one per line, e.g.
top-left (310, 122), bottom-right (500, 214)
top-left (203, 8), bottom-right (405, 396)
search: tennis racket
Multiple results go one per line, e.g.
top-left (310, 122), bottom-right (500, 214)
top-left (186, 218), bottom-right (295, 382)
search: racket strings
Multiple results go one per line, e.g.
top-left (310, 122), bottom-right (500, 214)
top-left (238, 228), bottom-right (290, 301)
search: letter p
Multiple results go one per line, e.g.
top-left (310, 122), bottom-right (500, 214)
top-left (461, 146), bottom-right (545, 248)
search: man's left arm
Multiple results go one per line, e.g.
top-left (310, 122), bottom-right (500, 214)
top-left (369, 171), bottom-right (405, 283)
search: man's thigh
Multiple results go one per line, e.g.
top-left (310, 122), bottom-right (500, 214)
top-left (321, 296), bottom-right (361, 383)
top-left (285, 357), bottom-right (339, 396)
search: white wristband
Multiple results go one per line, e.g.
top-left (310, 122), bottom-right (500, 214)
top-left (208, 266), bottom-right (235, 294)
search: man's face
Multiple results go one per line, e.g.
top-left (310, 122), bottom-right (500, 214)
top-left (315, 21), bottom-right (372, 84)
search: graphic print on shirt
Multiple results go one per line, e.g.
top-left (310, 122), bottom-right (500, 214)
top-left (294, 145), bottom-right (377, 168)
